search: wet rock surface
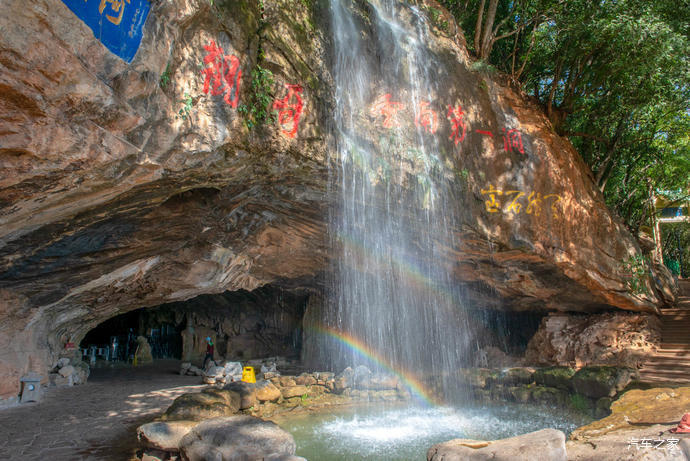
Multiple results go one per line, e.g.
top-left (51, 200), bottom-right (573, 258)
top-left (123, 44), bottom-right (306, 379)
top-left (178, 415), bottom-right (297, 461)
top-left (427, 428), bottom-right (567, 461)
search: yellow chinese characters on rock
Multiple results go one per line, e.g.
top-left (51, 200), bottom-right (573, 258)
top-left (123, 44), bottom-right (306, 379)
top-left (481, 185), bottom-right (562, 218)
top-left (96, 0), bottom-right (130, 26)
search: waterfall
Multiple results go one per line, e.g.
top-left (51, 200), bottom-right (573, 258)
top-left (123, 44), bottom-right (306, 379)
top-left (308, 0), bottom-right (472, 403)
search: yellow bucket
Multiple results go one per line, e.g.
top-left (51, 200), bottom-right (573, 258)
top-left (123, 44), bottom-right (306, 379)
top-left (242, 366), bottom-right (256, 383)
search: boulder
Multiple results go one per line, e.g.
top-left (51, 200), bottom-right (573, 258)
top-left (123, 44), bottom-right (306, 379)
top-left (500, 367), bottom-right (535, 385)
top-left (48, 372), bottom-right (73, 387)
top-left (58, 365), bottom-right (74, 378)
top-left (353, 366), bottom-right (372, 388)
top-left (571, 387), bottom-right (690, 440)
top-left (533, 367), bottom-right (575, 390)
top-left (178, 416), bottom-right (296, 461)
top-left (161, 390), bottom-right (239, 421)
top-left (72, 363), bottom-right (89, 385)
top-left (281, 385), bottom-right (309, 399)
top-left (295, 373), bottom-right (317, 386)
top-left (223, 382), bottom-right (259, 410)
top-left (135, 336), bottom-right (154, 365)
top-left (205, 366), bottom-right (225, 379)
top-left (525, 313), bottom-right (661, 368)
top-left (187, 366), bottom-right (203, 376)
top-left (137, 420), bottom-right (198, 451)
top-left (280, 376), bottom-right (297, 387)
top-left (255, 381), bottom-right (281, 402)
top-left (427, 429), bottom-right (566, 461)
top-left (571, 366), bottom-right (636, 399)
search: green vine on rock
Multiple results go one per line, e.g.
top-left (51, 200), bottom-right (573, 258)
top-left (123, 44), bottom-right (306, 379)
top-left (621, 254), bottom-right (650, 296)
top-left (176, 93), bottom-right (194, 120)
top-left (238, 65), bottom-right (275, 129)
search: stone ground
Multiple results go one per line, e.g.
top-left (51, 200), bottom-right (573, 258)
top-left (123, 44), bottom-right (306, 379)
top-left (0, 360), bottom-right (203, 461)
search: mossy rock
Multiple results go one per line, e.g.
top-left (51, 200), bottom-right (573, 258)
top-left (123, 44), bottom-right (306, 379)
top-left (529, 386), bottom-right (567, 406)
top-left (500, 367), bottom-right (535, 385)
top-left (533, 367), bottom-right (575, 390)
top-left (161, 391), bottom-right (237, 421)
top-left (459, 368), bottom-right (498, 389)
top-left (568, 393), bottom-right (595, 415)
top-left (508, 386), bottom-right (531, 403)
top-left (594, 396), bottom-right (613, 419)
top-left (571, 387), bottom-right (690, 440)
top-left (571, 366), bottom-right (636, 399)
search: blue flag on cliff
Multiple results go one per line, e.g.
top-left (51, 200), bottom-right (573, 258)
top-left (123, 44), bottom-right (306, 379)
top-left (60, 0), bottom-right (150, 63)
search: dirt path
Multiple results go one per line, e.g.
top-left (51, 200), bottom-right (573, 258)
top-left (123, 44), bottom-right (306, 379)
top-left (0, 360), bottom-right (203, 461)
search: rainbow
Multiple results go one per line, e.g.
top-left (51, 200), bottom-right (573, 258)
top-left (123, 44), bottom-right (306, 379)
top-left (311, 325), bottom-right (440, 407)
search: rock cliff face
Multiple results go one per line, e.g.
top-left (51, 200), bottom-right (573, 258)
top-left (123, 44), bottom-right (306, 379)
top-left (0, 0), bottom-right (671, 398)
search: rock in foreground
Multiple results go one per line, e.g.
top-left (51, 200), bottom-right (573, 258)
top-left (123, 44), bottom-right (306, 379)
top-left (178, 416), bottom-right (296, 461)
top-left (427, 428), bottom-right (566, 461)
top-left (137, 420), bottom-right (198, 451)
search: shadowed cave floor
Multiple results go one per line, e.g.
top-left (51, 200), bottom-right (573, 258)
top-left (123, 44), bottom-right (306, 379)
top-left (0, 360), bottom-right (203, 461)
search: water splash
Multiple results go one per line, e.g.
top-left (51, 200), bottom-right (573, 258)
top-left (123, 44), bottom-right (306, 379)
top-left (306, 0), bottom-right (474, 402)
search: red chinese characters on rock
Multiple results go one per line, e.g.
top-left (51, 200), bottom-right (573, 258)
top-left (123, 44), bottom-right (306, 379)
top-left (370, 94), bottom-right (405, 129)
top-left (446, 104), bottom-right (467, 145)
top-left (415, 101), bottom-right (438, 134)
top-left (503, 128), bottom-right (525, 154)
top-left (201, 40), bottom-right (242, 108)
top-left (273, 84), bottom-right (304, 138)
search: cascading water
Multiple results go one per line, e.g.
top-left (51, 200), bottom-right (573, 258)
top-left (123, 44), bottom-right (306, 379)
top-left (308, 0), bottom-right (474, 402)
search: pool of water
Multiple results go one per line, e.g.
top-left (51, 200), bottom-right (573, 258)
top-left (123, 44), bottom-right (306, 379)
top-left (279, 403), bottom-right (591, 461)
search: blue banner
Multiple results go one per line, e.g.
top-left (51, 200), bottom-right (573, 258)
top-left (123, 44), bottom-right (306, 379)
top-left (61, 0), bottom-right (151, 63)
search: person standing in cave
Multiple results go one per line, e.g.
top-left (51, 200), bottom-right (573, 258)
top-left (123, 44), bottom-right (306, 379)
top-left (203, 336), bottom-right (214, 369)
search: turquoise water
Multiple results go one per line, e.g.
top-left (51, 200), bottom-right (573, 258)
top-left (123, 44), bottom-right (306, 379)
top-left (280, 403), bottom-right (590, 461)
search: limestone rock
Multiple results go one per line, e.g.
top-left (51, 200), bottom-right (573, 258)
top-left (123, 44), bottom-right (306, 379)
top-left (223, 382), bottom-right (259, 410)
top-left (58, 365), bottom-right (74, 378)
top-left (427, 429), bottom-right (566, 461)
top-left (135, 336), bottom-right (153, 365)
top-left (571, 387), bottom-right (690, 440)
top-left (137, 420), bottom-right (198, 451)
top-left (161, 390), bottom-right (238, 421)
top-left (525, 313), bottom-right (661, 368)
top-left (280, 377), bottom-right (297, 387)
top-left (281, 385), bottom-right (309, 399)
top-left (295, 373), bottom-right (317, 386)
top-left (533, 366), bottom-right (575, 390)
top-left (223, 362), bottom-right (242, 381)
top-left (571, 366), bottom-right (637, 399)
top-left (178, 416), bottom-right (296, 461)
top-left (0, 0), bottom-right (673, 399)
top-left (567, 424), bottom-right (687, 460)
top-left (255, 381), bottom-right (281, 402)
top-left (500, 367), bottom-right (535, 385)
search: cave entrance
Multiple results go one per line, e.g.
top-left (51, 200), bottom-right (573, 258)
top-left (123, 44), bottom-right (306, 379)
top-left (79, 285), bottom-right (309, 368)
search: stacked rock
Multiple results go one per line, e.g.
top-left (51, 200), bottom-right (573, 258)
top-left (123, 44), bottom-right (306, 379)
top-left (48, 357), bottom-right (90, 387)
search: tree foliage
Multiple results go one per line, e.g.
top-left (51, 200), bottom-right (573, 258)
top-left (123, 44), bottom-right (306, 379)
top-left (442, 0), bottom-right (690, 235)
